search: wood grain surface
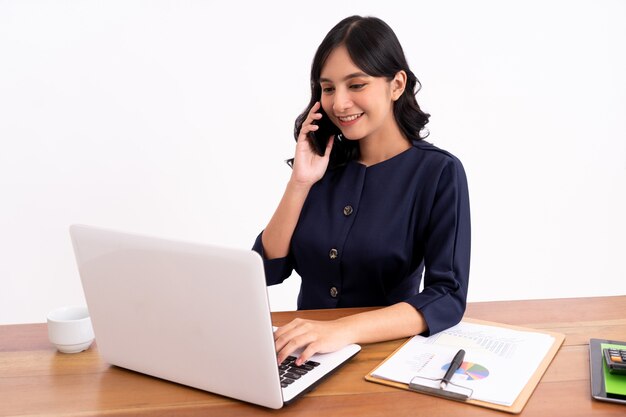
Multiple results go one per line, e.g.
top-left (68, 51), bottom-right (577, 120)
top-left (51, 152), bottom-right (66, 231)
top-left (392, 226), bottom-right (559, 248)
top-left (1, 296), bottom-right (625, 417)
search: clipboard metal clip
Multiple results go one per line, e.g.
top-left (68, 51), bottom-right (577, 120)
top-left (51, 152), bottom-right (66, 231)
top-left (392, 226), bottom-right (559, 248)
top-left (408, 375), bottom-right (473, 401)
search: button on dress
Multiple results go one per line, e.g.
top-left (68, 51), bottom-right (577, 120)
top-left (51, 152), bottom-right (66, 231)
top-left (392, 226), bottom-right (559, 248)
top-left (253, 140), bottom-right (471, 335)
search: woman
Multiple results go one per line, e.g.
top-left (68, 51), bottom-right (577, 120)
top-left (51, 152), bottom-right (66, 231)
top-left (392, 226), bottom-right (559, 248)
top-left (253, 15), bottom-right (470, 366)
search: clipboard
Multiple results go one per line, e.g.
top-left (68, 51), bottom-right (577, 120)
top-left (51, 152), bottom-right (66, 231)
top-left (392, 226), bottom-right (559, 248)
top-left (365, 318), bottom-right (565, 414)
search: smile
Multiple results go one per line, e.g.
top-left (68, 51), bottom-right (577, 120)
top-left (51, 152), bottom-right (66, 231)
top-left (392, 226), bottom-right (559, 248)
top-left (337, 113), bottom-right (364, 125)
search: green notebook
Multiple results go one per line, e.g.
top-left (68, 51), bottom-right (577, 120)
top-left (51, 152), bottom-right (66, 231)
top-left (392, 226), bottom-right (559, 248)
top-left (601, 343), bottom-right (626, 398)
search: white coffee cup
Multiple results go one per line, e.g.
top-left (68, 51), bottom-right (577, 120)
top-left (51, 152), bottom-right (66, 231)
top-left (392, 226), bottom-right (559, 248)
top-left (47, 306), bottom-right (95, 353)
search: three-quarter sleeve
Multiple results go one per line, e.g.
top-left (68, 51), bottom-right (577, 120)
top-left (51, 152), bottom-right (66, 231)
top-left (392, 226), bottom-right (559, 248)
top-left (403, 156), bottom-right (471, 335)
top-left (252, 231), bottom-right (295, 286)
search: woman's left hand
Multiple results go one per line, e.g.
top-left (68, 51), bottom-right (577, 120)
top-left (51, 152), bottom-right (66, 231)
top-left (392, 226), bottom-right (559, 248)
top-left (273, 318), bottom-right (352, 366)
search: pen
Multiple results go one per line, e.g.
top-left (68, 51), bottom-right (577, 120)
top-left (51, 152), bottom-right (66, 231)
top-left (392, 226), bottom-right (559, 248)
top-left (440, 349), bottom-right (465, 389)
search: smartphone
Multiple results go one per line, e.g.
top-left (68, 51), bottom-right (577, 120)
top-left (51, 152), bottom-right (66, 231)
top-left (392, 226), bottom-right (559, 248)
top-left (307, 107), bottom-right (342, 156)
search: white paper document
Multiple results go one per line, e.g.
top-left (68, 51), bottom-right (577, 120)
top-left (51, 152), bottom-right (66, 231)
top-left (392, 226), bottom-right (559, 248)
top-left (371, 321), bottom-right (555, 406)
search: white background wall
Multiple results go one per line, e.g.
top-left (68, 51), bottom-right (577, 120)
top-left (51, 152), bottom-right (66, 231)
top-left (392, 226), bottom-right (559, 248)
top-left (1, 0), bottom-right (625, 325)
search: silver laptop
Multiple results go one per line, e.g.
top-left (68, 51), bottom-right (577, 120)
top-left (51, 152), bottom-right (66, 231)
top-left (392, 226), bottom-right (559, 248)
top-left (69, 224), bottom-right (360, 409)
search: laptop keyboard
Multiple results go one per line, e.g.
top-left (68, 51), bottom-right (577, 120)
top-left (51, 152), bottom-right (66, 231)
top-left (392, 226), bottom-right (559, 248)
top-left (279, 356), bottom-right (320, 388)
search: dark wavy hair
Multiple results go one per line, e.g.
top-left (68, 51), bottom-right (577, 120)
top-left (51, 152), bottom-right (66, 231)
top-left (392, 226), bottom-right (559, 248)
top-left (293, 15), bottom-right (431, 169)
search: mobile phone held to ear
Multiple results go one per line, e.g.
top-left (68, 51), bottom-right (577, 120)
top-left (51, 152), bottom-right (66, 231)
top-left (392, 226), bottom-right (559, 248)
top-left (307, 108), bottom-right (342, 156)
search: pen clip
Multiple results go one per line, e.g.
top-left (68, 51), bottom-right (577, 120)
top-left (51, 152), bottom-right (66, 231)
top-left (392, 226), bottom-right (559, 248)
top-left (440, 349), bottom-right (466, 388)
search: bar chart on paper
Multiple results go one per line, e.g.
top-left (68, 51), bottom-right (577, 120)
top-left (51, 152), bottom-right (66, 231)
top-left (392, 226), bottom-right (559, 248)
top-left (428, 326), bottom-right (524, 359)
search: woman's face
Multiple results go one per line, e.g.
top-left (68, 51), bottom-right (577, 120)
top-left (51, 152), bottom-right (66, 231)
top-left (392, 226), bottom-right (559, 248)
top-left (319, 45), bottom-right (403, 142)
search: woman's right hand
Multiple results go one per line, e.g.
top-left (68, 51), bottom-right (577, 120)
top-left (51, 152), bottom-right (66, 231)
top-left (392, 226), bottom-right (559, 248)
top-left (290, 102), bottom-right (334, 188)
top-left (260, 102), bottom-right (335, 260)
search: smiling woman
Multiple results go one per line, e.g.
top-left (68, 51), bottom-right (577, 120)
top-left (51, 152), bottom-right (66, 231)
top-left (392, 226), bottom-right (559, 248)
top-left (253, 15), bottom-right (470, 366)
top-left (294, 15), bottom-right (431, 169)
top-left (318, 46), bottom-right (410, 166)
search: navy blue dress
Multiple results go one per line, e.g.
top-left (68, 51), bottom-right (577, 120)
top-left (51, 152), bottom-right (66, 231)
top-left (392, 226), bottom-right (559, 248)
top-left (253, 140), bottom-right (471, 335)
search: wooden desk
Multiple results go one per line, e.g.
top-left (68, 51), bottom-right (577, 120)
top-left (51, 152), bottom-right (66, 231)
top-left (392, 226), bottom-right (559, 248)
top-left (1, 296), bottom-right (625, 416)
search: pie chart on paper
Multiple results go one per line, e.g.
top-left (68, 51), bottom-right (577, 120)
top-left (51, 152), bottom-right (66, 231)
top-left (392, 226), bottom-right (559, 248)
top-left (441, 361), bottom-right (490, 381)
